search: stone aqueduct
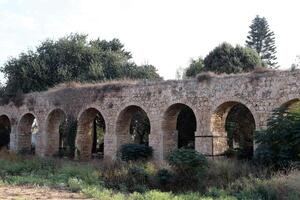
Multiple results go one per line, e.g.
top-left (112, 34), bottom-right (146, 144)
top-left (0, 70), bottom-right (299, 160)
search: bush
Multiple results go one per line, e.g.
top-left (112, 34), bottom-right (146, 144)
top-left (119, 144), bottom-right (153, 161)
top-left (254, 107), bottom-right (300, 168)
top-left (155, 169), bottom-right (173, 187)
top-left (167, 148), bottom-right (207, 174)
top-left (68, 177), bottom-right (83, 192)
top-left (58, 163), bottom-right (101, 185)
top-left (126, 166), bottom-right (149, 192)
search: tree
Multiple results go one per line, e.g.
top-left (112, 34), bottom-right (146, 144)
top-left (0, 33), bottom-right (161, 102)
top-left (175, 67), bottom-right (184, 80)
top-left (184, 57), bottom-right (204, 77)
top-left (130, 110), bottom-right (150, 145)
top-left (254, 105), bottom-right (300, 168)
top-left (246, 15), bottom-right (278, 68)
top-left (291, 55), bottom-right (300, 71)
top-left (203, 42), bottom-right (262, 74)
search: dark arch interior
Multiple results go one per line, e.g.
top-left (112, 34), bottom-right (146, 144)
top-left (18, 113), bottom-right (38, 154)
top-left (177, 106), bottom-right (196, 149)
top-left (91, 113), bottom-right (106, 158)
top-left (116, 105), bottom-right (150, 146)
top-left (225, 104), bottom-right (255, 158)
top-left (130, 109), bottom-right (150, 145)
top-left (162, 103), bottom-right (197, 157)
top-left (45, 109), bottom-right (66, 157)
top-left (0, 115), bottom-right (11, 150)
top-left (76, 108), bottom-right (106, 160)
top-left (212, 102), bottom-right (255, 159)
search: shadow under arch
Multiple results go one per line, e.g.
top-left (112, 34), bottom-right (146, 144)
top-left (17, 113), bottom-right (38, 154)
top-left (45, 108), bottom-right (67, 156)
top-left (75, 107), bottom-right (106, 160)
top-left (161, 103), bottom-right (197, 158)
top-left (115, 105), bottom-right (150, 148)
top-left (211, 101), bottom-right (256, 158)
top-left (0, 115), bottom-right (11, 150)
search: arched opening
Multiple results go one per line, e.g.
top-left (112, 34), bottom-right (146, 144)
top-left (280, 98), bottom-right (300, 112)
top-left (76, 108), bottom-right (105, 160)
top-left (45, 109), bottom-right (67, 156)
top-left (0, 115), bottom-right (11, 151)
top-left (162, 103), bottom-right (197, 157)
top-left (211, 102), bottom-right (255, 159)
top-left (17, 113), bottom-right (38, 154)
top-left (116, 105), bottom-right (150, 147)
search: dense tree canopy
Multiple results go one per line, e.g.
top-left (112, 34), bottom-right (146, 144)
top-left (0, 33), bottom-right (160, 101)
top-left (184, 57), bottom-right (204, 78)
top-left (202, 43), bottom-right (262, 74)
top-left (246, 15), bottom-right (278, 68)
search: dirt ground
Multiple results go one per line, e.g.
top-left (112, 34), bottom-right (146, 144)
top-left (0, 185), bottom-right (94, 200)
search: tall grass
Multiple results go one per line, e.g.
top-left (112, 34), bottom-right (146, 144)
top-left (0, 152), bottom-right (299, 200)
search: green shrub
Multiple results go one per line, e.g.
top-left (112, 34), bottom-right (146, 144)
top-left (254, 107), bottom-right (300, 168)
top-left (119, 144), bottom-right (153, 161)
top-left (0, 157), bottom-right (55, 176)
top-left (126, 166), bottom-right (149, 192)
top-left (167, 148), bottom-right (207, 173)
top-left (58, 163), bottom-right (101, 185)
top-left (68, 177), bottom-right (83, 192)
top-left (155, 169), bottom-right (173, 187)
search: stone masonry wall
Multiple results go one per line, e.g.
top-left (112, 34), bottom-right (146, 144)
top-left (0, 70), bottom-right (299, 160)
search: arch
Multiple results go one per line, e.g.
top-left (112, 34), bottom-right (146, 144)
top-left (75, 107), bottom-right (106, 160)
top-left (211, 101), bottom-right (256, 157)
top-left (279, 98), bottom-right (300, 110)
top-left (17, 113), bottom-right (38, 154)
top-left (45, 108), bottom-right (67, 156)
top-left (162, 103), bottom-right (197, 157)
top-left (115, 105), bottom-right (150, 147)
top-left (211, 97), bottom-right (259, 128)
top-left (0, 115), bottom-right (11, 150)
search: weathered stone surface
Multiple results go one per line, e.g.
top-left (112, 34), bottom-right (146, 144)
top-left (0, 70), bottom-right (299, 160)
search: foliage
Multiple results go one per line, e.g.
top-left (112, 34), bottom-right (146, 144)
top-left (228, 171), bottom-right (300, 200)
top-left (126, 167), bottom-right (149, 192)
top-left (155, 168), bottom-right (173, 187)
top-left (130, 110), bottom-right (150, 145)
top-left (91, 114), bottom-right (105, 157)
top-left (58, 163), bottom-right (101, 184)
top-left (291, 55), bottom-right (300, 71)
top-left (184, 57), bottom-right (204, 77)
top-left (0, 33), bottom-right (160, 104)
top-left (203, 42), bottom-right (262, 74)
top-left (167, 148), bottom-right (207, 174)
top-left (254, 106), bottom-right (300, 168)
top-left (225, 104), bottom-right (255, 159)
top-left (58, 116), bottom-right (77, 158)
top-left (119, 144), bottom-right (153, 161)
top-left (246, 15), bottom-right (278, 68)
top-left (0, 155), bottom-right (299, 200)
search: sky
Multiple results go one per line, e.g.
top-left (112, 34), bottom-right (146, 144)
top-left (0, 0), bottom-right (300, 81)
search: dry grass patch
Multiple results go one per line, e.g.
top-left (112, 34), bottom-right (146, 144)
top-left (0, 184), bottom-right (94, 200)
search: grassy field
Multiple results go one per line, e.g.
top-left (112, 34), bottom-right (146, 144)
top-left (0, 152), bottom-right (299, 200)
